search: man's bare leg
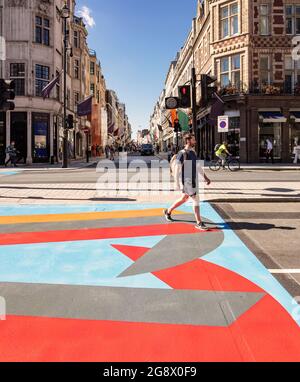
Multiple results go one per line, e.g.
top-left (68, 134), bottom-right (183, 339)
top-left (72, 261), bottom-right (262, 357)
top-left (167, 194), bottom-right (189, 215)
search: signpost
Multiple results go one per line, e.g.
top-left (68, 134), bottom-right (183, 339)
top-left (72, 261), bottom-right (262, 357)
top-left (218, 116), bottom-right (229, 133)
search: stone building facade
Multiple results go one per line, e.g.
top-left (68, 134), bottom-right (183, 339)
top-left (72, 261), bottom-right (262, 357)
top-left (151, 0), bottom-right (300, 163)
top-left (0, 0), bottom-right (123, 165)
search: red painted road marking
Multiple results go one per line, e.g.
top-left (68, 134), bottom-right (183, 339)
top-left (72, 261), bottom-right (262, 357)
top-left (1, 295), bottom-right (300, 362)
top-left (0, 224), bottom-right (219, 246)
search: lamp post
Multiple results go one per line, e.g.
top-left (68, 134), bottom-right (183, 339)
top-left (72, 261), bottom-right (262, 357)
top-left (61, 3), bottom-right (70, 168)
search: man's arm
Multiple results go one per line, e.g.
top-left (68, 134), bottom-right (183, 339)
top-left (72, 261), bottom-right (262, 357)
top-left (197, 161), bottom-right (211, 186)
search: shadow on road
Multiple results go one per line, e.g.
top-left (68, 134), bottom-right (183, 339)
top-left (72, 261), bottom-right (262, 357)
top-left (172, 218), bottom-right (296, 231)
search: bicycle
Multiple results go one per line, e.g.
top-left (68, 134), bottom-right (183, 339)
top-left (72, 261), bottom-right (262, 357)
top-left (209, 155), bottom-right (241, 172)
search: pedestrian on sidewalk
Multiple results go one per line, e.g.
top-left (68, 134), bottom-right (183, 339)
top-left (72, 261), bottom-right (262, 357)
top-left (96, 144), bottom-right (100, 157)
top-left (266, 138), bottom-right (274, 164)
top-left (4, 141), bottom-right (18, 168)
top-left (293, 143), bottom-right (300, 164)
top-left (164, 134), bottom-right (211, 231)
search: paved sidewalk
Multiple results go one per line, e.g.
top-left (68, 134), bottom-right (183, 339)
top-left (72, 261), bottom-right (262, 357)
top-left (0, 180), bottom-right (299, 203)
top-left (156, 153), bottom-right (300, 171)
top-left (1, 158), bottom-right (100, 171)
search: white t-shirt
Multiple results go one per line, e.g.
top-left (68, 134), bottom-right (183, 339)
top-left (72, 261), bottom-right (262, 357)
top-left (267, 141), bottom-right (273, 150)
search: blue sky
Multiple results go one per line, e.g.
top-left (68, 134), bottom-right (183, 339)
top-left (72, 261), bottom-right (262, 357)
top-left (76, 0), bottom-right (197, 138)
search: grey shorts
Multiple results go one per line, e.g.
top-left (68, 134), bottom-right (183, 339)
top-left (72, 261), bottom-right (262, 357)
top-left (182, 178), bottom-right (198, 197)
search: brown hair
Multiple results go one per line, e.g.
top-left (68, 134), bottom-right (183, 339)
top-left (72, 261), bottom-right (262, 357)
top-left (184, 134), bottom-right (195, 145)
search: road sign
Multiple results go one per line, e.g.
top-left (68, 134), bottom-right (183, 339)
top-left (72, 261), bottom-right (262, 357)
top-left (165, 97), bottom-right (179, 110)
top-left (218, 116), bottom-right (229, 133)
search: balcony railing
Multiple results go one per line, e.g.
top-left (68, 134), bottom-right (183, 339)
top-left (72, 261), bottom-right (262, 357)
top-left (217, 81), bottom-right (300, 97)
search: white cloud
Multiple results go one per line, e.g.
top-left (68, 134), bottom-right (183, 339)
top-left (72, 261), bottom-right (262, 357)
top-left (78, 6), bottom-right (96, 28)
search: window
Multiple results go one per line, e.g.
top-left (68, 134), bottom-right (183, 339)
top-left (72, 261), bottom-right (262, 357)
top-left (74, 59), bottom-right (79, 79)
top-left (220, 2), bottom-right (239, 39)
top-left (90, 62), bottom-right (95, 75)
top-left (286, 5), bottom-right (300, 34)
top-left (220, 57), bottom-right (230, 86)
top-left (90, 83), bottom-right (95, 96)
top-left (220, 55), bottom-right (241, 87)
top-left (35, 16), bottom-right (50, 46)
top-left (74, 30), bottom-right (79, 48)
top-left (260, 5), bottom-right (270, 35)
top-left (284, 56), bottom-right (300, 93)
top-left (74, 92), bottom-right (80, 110)
top-left (35, 64), bottom-right (49, 96)
top-left (260, 56), bottom-right (271, 85)
top-left (97, 90), bottom-right (100, 103)
top-left (10, 63), bottom-right (25, 96)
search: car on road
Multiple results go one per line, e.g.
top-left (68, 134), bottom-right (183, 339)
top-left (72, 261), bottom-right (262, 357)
top-left (140, 144), bottom-right (155, 156)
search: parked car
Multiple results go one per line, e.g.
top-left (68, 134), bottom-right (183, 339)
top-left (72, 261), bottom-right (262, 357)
top-left (140, 144), bottom-right (155, 156)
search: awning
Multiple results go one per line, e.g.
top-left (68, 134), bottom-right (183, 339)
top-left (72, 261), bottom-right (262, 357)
top-left (259, 111), bottom-right (287, 123)
top-left (290, 111), bottom-right (300, 123)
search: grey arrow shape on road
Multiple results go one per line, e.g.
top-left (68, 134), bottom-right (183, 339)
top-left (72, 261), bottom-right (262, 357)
top-left (118, 229), bottom-right (224, 278)
top-left (0, 282), bottom-right (265, 327)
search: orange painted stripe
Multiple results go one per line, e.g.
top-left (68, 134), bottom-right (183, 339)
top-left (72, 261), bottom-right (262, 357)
top-left (0, 209), bottom-right (187, 225)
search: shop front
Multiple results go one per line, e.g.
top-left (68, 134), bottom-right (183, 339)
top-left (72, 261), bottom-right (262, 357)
top-left (289, 111), bottom-right (300, 161)
top-left (258, 111), bottom-right (287, 162)
top-left (11, 112), bottom-right (27, 164)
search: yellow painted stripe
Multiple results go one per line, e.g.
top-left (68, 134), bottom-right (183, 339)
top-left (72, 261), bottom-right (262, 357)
top-left (0, 209), bottom-right (187, 225)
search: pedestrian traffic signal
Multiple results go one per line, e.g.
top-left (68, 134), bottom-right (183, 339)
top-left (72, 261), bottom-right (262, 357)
top-left (200, 74), bottom-right (218, 107)
top-left (178, 85), bottom-right (191, 108)
top-left (0, 79), bottom-right (15, 111)
top-left (66, 114), bottom-right (74, 129)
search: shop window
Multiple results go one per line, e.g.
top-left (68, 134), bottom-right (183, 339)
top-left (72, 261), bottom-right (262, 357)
top-left (32, 113), bottom-right (49, 162)
top-left (259, 123), bottom-right (282, 159)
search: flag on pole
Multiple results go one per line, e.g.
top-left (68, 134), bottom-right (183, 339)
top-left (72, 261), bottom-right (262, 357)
top-left (41, 70), bottom-right (62, 100)
top-left (77, 95), bottom-right (93, 116)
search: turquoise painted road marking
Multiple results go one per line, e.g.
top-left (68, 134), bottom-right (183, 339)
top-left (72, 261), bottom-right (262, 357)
top-left (0, 171), bottom-right (19, 176)
top-left (0, 235), bottom-right (170, 290)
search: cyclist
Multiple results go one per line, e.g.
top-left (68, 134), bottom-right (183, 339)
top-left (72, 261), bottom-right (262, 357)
top-left (215, 141), bottom-right (232, 169)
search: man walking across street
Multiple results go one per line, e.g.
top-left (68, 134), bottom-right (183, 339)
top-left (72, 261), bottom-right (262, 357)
top-left (164, 134), bottom-right (211, 231)
top-left (5, 141), bottom-right (18, 168)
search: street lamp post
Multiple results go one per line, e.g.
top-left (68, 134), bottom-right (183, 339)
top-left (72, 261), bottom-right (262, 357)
top-left (61, 3), bottom-right (70, 168)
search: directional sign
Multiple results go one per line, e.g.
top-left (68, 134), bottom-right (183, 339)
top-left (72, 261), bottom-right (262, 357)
top-left (218, 116), bottom-right (229, 133)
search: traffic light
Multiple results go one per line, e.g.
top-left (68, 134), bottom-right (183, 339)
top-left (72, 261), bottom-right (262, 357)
top-left (178, 85), bottom-right (191, 108)
top-left (0, 79), bottom-right (15, 111)
top-left (66, 114), bottom-right (74, 129)
top-left (200, 74), bottom-right (218, 107)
